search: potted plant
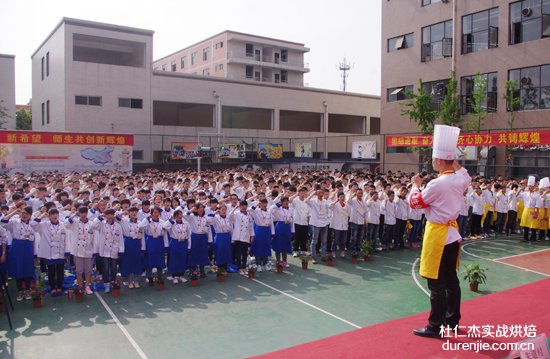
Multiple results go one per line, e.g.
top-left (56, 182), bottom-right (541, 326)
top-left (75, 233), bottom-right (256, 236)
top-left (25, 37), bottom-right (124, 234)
top-left (216, 267), bottom-right (224, 283)
top-left (156, 273), bottom-right (166, 291)
top-left (111, 281), bottom-right (122, 297)
top-left (299, 253), bottom-right (312, 270)
top-left (31, 283), bottom-right (45, 309)
top-left (351, 251), bottom-right (359, 264)
top-left (326, 256), bottom-right (334, 266)
top-left (190, 269), bottom-right (200, 287)
top-left (276, 262), bottom-right (284, 274)
top-left (246, 256), bottom-right (257, 279)
top-left (75, 287), bottom-right (84, 302)
top-left (67, 287), bottom-right (74, 300)
top-left (360, 240), bottom-right (373, 261)
top-left (462, 264), bottom-right (488, 292)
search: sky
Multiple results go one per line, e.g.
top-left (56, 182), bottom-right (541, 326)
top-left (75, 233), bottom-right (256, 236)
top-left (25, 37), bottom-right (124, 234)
top-left (1, 0), bottom-right (381, 104)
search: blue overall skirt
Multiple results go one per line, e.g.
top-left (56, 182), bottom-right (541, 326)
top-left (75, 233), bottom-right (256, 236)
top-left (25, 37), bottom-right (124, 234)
top-left (144, 234), bottom-right (166, 269)
top-left (8, 239), bottom-right (35, 279)
top-left (251, 225), bottom-right (272, 257)
top-left (121, 236), bottom-right (143, 276)
top-left (273, 221), bottom-right (292, 253)
top-left (189, 233), bottom-right (209, 267)
top-left (214, 232), bottom-right (232, 266)
top-left (168, 236), bottom-right (189, 275)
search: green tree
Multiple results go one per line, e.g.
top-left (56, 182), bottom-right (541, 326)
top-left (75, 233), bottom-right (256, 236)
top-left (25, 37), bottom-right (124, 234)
top-left (503, 80), bottom-right (520, 131)
top-left (464, 73), bottom-right (488, 132)
top-left (16, 108), bottom-right (32, 130)
top-left (439, 70), bottom-right (462, 126)
top-left (400, 78), bottom-right (437, 134)
top-left (0, 100), bottom-right (10, 129)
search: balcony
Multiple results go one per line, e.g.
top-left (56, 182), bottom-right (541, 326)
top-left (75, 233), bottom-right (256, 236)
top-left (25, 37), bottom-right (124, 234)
top-left (232, 73), bottom-right (298, 86)
top-left (227, 51), bottom-right (310, 72)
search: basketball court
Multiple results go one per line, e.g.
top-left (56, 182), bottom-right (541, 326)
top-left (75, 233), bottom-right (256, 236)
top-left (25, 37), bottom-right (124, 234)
top-left (0, 236), bottom-right (548, 358)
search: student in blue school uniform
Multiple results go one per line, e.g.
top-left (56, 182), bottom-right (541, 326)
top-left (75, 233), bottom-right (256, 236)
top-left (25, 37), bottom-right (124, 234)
top-left (117, 207), bottom-right (145, 289)
top-left (164, 210), bottom-right (190, 284)
top-left (139, 207), bottom-right (168, 286)
top-left (210, 204), bottom-right (233, 275)
top-left (250, 198), bottom-right (275, 271)
top-left (1, 207), bottom-right (37, 301)
top-left (94, 209), bottom-right (125, 293)
top-left (271, 197), bottom-right (293, 267)
top-left (184, 203), bottom-right (212, 278)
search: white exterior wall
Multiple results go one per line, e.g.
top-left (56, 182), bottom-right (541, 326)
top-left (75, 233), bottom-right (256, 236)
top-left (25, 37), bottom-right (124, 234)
top-left (0, 55), bottom-right (16, 129)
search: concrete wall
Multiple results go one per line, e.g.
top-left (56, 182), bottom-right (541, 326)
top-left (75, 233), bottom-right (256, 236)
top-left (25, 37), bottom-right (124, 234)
top-left (0, 55), bottom-right (16, 129)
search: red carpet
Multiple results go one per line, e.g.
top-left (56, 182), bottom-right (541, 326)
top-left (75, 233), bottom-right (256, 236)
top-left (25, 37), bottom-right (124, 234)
top-left (255, 279), bottom-right (550, 359)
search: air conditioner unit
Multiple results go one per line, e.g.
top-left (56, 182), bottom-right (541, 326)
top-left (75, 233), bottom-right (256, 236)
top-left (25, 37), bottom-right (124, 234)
top-left (522, 7), bottom-right (532, 16)
top-left (521, 77), bottom-right (532, 85)
top-left (441, 0), bottom-right (449, 3)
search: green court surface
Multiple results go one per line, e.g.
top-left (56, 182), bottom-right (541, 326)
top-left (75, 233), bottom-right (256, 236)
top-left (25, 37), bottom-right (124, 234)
top-left (0, 236), bottom-right (548, 359)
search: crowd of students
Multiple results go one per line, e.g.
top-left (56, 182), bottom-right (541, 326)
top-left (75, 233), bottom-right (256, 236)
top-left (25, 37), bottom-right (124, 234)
top-left (0, 168), bottom-right (548, 301)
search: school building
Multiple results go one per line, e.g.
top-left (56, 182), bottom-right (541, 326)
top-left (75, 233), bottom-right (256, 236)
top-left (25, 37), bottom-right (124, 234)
top-left (31, 18), bottom-right (380, 167)
top-left (381, 0), bottom-right (550, 176)
top-left (0, 54), bottom-right (16, 130)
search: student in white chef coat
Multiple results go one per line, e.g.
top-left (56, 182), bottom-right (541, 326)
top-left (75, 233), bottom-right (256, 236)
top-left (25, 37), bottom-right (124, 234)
top-left (66, 206), bottom-right (97, 294)
top-left (330, 192), bottom-right (350, 258)
top-left (230, 201), bottom-right (254, 275)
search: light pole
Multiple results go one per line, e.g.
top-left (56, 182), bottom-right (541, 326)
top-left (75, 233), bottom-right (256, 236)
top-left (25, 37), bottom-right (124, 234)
top-left (323, 101), bottom-right (328, 159)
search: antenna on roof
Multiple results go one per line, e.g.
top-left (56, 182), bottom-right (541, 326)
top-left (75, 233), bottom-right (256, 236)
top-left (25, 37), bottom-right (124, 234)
top-left (338, 58), bottom-right (353, 92)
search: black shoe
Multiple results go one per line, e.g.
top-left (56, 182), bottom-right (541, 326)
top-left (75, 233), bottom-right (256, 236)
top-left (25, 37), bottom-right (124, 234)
top-left (148, 277), bottom-right (155, 287)
top-left (413, 326), bottom-right (441, 338)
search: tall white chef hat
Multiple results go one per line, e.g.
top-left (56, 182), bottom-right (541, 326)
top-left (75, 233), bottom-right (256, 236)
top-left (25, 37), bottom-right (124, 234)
top-left (539, 177), bottom-right (549, 189)
top-left (432, 125), bottom-right (460, 160)
top-left (527, 176), bottom-right (536, 186)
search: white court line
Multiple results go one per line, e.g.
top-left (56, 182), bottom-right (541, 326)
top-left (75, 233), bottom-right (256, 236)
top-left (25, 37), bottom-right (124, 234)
top-left (461, 243), bottom-right (550, 277)
top-left (494, 247), bottom-right (550, 261)
top-left (251, 278), bottom-right (361, 329)
top-left (411, 258), bottom-right (430, 297)
top-left (95, 292), bottom-right (149, 359)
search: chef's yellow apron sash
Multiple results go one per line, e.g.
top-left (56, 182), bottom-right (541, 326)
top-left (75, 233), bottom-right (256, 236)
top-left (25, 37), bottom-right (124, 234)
top-left (419, 220), bottom-right (460, 280)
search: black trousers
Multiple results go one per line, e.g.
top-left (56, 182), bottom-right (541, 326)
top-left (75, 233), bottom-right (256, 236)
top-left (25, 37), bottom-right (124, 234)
top-left (16, 278), bottom-right (32, 292)
top-left (47, 263), bottom-right (65, 290)
top-left (506, 210), bottom-right (517, 235)
top-left (426, 241), bottom-right (461, 329)
top-left (232, 241), bottom-right (249, 269)
top-left (470, 214), bottom-right (482, 236)
top-left (293, 224), bottom-right (309, 252)
top-left (523, 227), bottom-right (538, 242)
top-left (395, 219), bottom-right (406, 247)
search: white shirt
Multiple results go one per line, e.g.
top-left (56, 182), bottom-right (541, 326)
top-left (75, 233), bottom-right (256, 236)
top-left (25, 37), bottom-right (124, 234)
top-left (495, 192), bottom-right (508, 213)
top-left (329, 201), bottom-right (350, 231)
top-left (306, 197), bottom-right (330, 227)
top-left (94, 219), bottom-right (125, 258)
top-left (410, 167), bottom-right (471, 245)
top-left (366, 199), bottom-right (381, 224)
top-left (250, 207), bottom-right (275, 235)
top-left (507, 190), bottom-right (518, 211)
top-left (470, 193), bottom-right (484, 215)
top-left (33, 219), bottom-right (70, 260)
top-left (348, 198), bottom-right (367, 225)
top-left (230, 211), bottom-right (254, 243)
top-left (291, 198), bottom-right (310, 226)
top-left (383, 199), bottom-right (397, 225)
top-left (163, 220), bottom-right (191, 249)
top-left (395, 197), bottom-right (409, 221)
top-left (65, 217), bottom-right (96, 258)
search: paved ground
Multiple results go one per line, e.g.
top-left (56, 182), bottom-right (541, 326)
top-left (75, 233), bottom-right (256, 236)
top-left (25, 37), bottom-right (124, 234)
top-left (0, 235), bottom-right (548, 359)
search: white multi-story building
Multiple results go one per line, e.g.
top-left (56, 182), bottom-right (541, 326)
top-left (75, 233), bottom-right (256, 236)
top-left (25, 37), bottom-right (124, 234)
top-left (153, 31), bottom-right (310, 87)
top-left (31, 18), bottom-right (380, 165)
top-left (0, 54), bottom-right (16, 129)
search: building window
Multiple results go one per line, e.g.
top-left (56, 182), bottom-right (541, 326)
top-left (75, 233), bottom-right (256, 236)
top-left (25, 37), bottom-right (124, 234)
top-left (46, 52), bottom-right (50, 77)
top-left (41, 57), bottom-right (44, 80)
top-left (388, 33), bottom-right (414, 52)
top-left (461, 72), bottom-right (498, 114)
top-left (132, 150), bottom-right (143, 160)
top-left (41, 102), bottom-right (45, 125)
top-left (119, 98), bottom-right (143, 109)
top-left (203, 47), bottom-right (209, 61)
top-left (386, 146), bottom-right (413, 153)
top-left (245, 65), bottom-right (253, 79)
top-left (180, 56), bottom-right (186, 69)
top-left (281, 49), bottom-right (288, 62)
top-left (215, 42), bottom-right (223, 49)
top-left (171, 60), bottom-right (176, 72)
top-left (245, 44), bottom-right (254, 57)
top-left (75, 95), bottom-right (102, 106)
top-left (191, 52), bottom-right (197, 65)
top-left (203, 68), bottom-right (210, 76)
top-left (387, 85), bottom-right (413, 102)
top-left (510, 0), bottom-right (550, 45)
top-left (274, 73), bottom-right (280, 83)
top-left (422, 79), bottom-right (449, 110)
top-left (215, 63), bottom-right (223, 71)
top-left (462, 8), bottom-right (499, 54)
top-left (161, 64), bottom-right (167, 71)
top-left (509, 64), bottom-right (550, 110)
top-left (281, 70), bottom-right (288, 83)
top-left (422, 0), bottom-right (442, 6)
top-left (46, 100), bottom-right (50, 124)
top-left (422, 20), bottom-right (453, 62)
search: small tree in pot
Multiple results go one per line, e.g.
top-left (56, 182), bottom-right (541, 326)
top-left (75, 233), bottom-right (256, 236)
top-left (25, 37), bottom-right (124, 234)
top-left (462, 264), bottom-right (488, 292)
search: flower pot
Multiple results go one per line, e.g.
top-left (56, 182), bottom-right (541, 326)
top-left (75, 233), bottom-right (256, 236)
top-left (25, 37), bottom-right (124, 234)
top-left (112, 288), bottom-right (121, 297)
top-left (191, 279), bottom-right (199, 287)
top-left (216, 275), bottom-right (224, 283)
top-left (326, 258), bottom-right (334, 267)
top-left (248, 271), bottom-right (255, 280)
top-left (301, 262), bottom-right (308, 270)
top-left (351, 257), bottom-right (358, 264)
top-left (363, 255), bottom-right (371, 262)
top-left (276, 266), bottom-right (284, 274)
top-left (32, 297), bottom-right (42, 308)
top-left (469, 282), bottom-right (478, 292)
top-left (67, 289), bottom-right (74, 300)
top-left (75, 292), bottom-right (84, 302)
top-left (156, 283), bottom-right (164, 291)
